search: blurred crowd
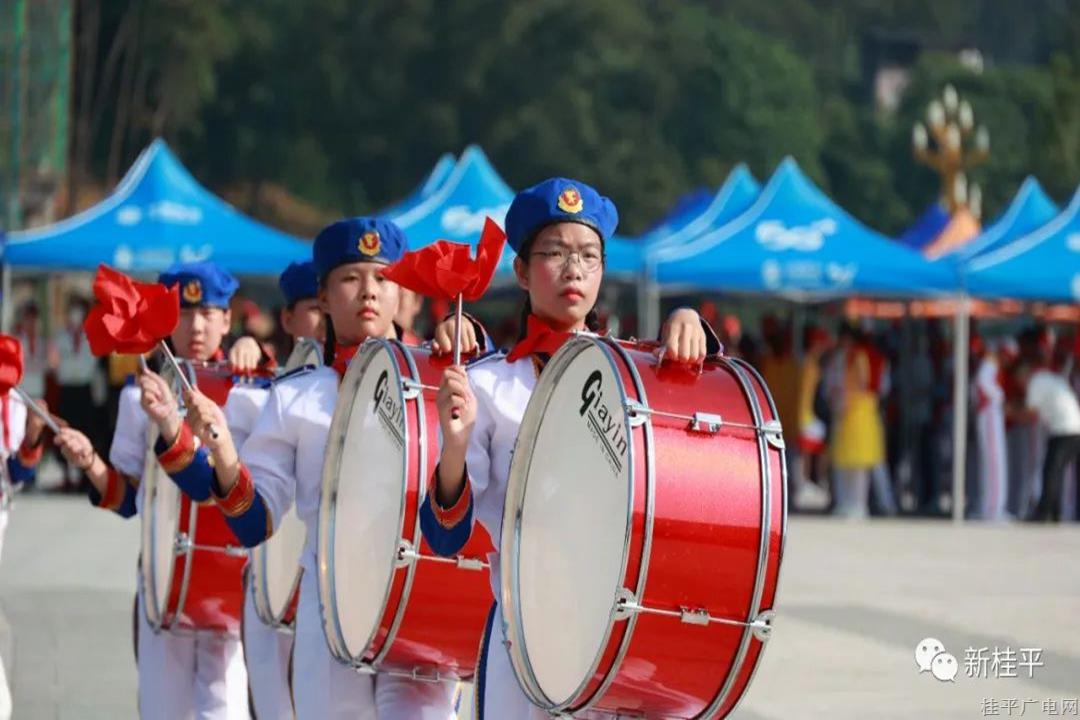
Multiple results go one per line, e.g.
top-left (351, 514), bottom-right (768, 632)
top-left (714, 308), bottom-right (1080, 523)
top-left (8, 287), bottom-right (1080, 525)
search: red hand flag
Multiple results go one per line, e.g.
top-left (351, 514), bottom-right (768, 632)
top-left (381, 218), bottom-right (506, 301)
top-left (0, 334), bottom-right (24, 396)
top-left (84, 264), bottom-right (180, 356)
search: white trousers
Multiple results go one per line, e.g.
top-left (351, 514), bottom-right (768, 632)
top-left (291, 565), bottom-right (456, 719)
top-left (136, 594), bottom-right (250, 720)
top-left (976, 407), bottom-right (1008, 521)
top-left (243, 582), bottom-right (295, 719)
top-left (476, 603), bottom-right (610, 720)
top-left (0, 510), bottom-right (11, 720)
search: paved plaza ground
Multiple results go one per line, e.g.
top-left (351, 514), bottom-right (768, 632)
top-left (0, 495), bottom-right (1077, 719)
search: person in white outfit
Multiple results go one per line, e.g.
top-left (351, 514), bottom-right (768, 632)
top-left (0, 388), bottom-right (48, 720)
top-left (62, 261), bottom-right (270, 719)
top-left (172, 218), bottom-right (469, 719)
top-left (972, 337), bottom-right (1008, 521)
top-left (422, 178), bottom-right (716, 718)
top-left (1026, 346), bottom-right (1080, 522)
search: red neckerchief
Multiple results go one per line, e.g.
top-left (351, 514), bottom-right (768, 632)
top-left (506, 315), bottom-right (575, 363)
top-left (331, 343), bottom-right (360, 378)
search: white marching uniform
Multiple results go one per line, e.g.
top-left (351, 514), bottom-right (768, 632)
top-left (223, 384), bottom-right (296, 720)
top-left (974, 356), bottom-right (1008, 520)
top-left (428, 354), bottom-right (606, 719)
top-left (239, 366), bottom-right (455, 719)
top-left (0, 395), bottom-right (29, 561)
top-left (109, 385), bottom-right (251, 720)
top-left (0, 394), bottom-right (29, 720)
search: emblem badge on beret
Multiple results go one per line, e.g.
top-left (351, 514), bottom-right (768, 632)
top-left (359, 231), bottom-right (382, 256)
top-left (182, 279), bottom-right (203, 304)
top-left (557, 187), bottom-right (584, 214)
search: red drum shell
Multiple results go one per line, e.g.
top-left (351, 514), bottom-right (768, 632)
top-left (505, 338), bottom-right (785, 718)
top-left (322, 340), bottom-right (494, 678)
top-left (151, 365), bottom-right (266, 635)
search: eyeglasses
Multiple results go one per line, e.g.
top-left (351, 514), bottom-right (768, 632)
top-left (530, 247), bottom-right (604, 274)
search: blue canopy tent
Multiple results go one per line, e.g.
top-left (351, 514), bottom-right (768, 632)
top-left (897, 203), bottom-right (950, 252)
top-left (2, 139), bottom-right (310, 275)
top-left (379, 153), bottom-right (456, 218)
top-left (644, 164), bottom-right (760, 258)
top-left (653, 158), bottom-right (959, 298)
top-left (942, 177), bottom-right (1059, 262)
top-left (392, 145), bottom-right (640, 279)
top-left (637, 165), bottom-right (761, 335)
top-left (963, 187), bottom-right (1080, 301)
top-left (640, 187), bottom-right (715, 238)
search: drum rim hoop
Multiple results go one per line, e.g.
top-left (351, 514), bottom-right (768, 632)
top-left (249, 509), bottom-right (304, 628)
top-left (140, 359), bottom-right (192, 631)
top-left (252, 341), bottom-right (322, 628)
top-left (316, 337), bottom-right (411, 665)
top-left (367, 337), bottom-right (426, 668)
top-left (500, 334), bottom-right (637, 710)
top-left (696, 356), bottom-right (778, 719)
top-left (714, 357), bottom-right (787, 719)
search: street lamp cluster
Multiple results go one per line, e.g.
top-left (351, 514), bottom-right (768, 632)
top-left (912, 84), bottom-right (990, 219)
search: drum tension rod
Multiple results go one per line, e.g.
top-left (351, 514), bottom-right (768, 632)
top-left (173, 533), bottom-right (249, 558)
top-left (614, 589), bottom-right (775, 641)
top-left (625, 400), bottom-right (785, 446)
top-left (396, 540), bottom-right (488, 571)
top-left (401, 378), bottom-right (438, 399)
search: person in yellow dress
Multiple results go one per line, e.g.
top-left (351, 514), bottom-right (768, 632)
top-left (831, 326), bottom-right (885, 518)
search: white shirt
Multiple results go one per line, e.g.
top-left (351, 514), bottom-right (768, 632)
top-left (109, 379), bottom-right (276, 515)
top-left (54, 330), bottom-right (98, 385)
top-left (1026, 369), bottom-right (1080, 436)
top-left (239, 367), bottom-right (337, 572)
top-left (110, 385), bottom-right (150, 480)
top-left (223, 384), bottom-right (270, 452)
top-left (461, 354), bottom-right (536, 597)
top-left (0, 394), bottom-right (28, 460)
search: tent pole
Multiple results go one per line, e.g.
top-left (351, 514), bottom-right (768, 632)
top-left (638, 256), bottom-right (661, 339)
top-left (951, 294), bottom-right (970, 523)
top-left (0, 263), bottom-right (10, 333)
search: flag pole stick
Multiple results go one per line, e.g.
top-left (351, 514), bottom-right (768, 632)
top-left (12, 386), bottom-right (61, 434)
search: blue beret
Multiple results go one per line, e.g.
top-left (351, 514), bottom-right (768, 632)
top-left (278, 261), bottom-right (319, 305)
top-left (504, 177), bottom-right (619, 256)
top-left (159, 261), bottom-right (239, 309)
top-left (312, 217), bottom-right (409, 280)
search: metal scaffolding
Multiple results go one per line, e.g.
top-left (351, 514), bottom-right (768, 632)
top-left (0, 0), bottom-right (72, 232)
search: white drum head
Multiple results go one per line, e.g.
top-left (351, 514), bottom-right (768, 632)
top-left (285, 338), bottom-right (322, 370)
top-left (253, 500), bottom-right (306, 622)
top-left (252, 339), bottom-right (321, 624)
top-left (140, 362), bottom-right (186, 627)
top-left (503, 338), bottom-right (634, 706)
top-left (320, 340), bottom-right (408, 659)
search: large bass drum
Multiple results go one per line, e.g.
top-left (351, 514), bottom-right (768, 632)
top-left (501, 335), bottom-right (787, 718)
top-left (317, 338), bottom-right (494, 680)
top-left (140, 361), bottom-right (250, 635)
top-left (249, 338), bottom-right (323, 628)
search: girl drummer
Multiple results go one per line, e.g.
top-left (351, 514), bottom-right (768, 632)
top-left (57, 260), bottom-right (271, 719)
top-left (178, 217), bottom-right (476, 719)
top-left (420, 178), bottom-right (717, 718)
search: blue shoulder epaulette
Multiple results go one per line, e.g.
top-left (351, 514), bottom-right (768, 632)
top-left (272, 363), bottom-right (320, 385)
top-left (231, 374), bottom-right (275, 389)
top-left (465, 349), bottom-right (506, 368)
